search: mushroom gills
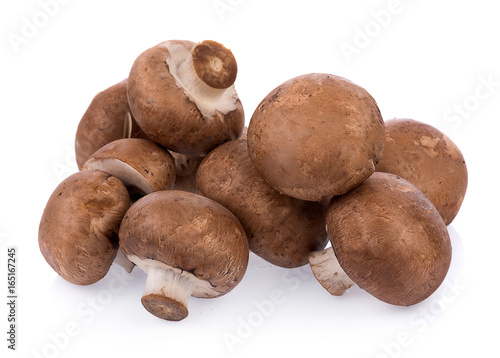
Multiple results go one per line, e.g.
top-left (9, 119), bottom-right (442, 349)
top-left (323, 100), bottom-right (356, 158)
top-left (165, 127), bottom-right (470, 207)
top-left (163, 42), bottom-right (239, 118)
top-left (309, 247), bottom-right (355, 296)
top-left (84, 158), bottom-right (153, 195)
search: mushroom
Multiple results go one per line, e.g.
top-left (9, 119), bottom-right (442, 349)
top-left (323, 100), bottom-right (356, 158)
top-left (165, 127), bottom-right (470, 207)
top-left (119, 190), bottom-right (249, 321)
top-left (247, 73), bottom-right (385, 201)
top-left (75, 79), bottom-right (147, 169)
top-left (39, 170), bottom-right (130, 285)
top-left (309, 172), bottom-right (452, 306)
top-left (82, 138), bottom-right (176, 272)
top-left (376, 118), bottom-right (468, 225)
top-left (127, 40), bottom-right (245, 157)
top-left (196, 136), bottom-right (328, 268)
top-left (82, 138), bottom-right (176, 198)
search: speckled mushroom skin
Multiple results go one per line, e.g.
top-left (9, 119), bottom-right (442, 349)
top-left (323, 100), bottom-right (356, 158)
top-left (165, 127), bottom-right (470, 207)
top-left (75, 80), bottom-right (146, 169)
top-left (327, 172), bottom-right (452, 306)
top-left (39, 170), bottom-right (130, 285)
top-left (196, 136), bottom-right (328, 268)
top-left (83, 138), bottom-right (176, 193)
top-left (119, 190), bottom-right (249, 296)
top-left (376, 119), bottom-right (468, 225)
top-left (127, 40), bottom-right (245, 157)
top-left (247, 73), bottom-right (385, 201)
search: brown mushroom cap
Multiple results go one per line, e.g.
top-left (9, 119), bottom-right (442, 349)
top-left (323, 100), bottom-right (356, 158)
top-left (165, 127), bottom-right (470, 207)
top-left (247, 73), bottom-right (385, 201)
top-left (82, 138), bottom-right (176, 196)
top-left (196, 136), bottom-right (328, 268)
top-left (376, 118), bottom-right (468, 225)
top-left (127, 40), bottom-right (244, 156)
top-left (326, 172), bottom-right (452, 306)
top-left (39, 170), bottom-right (130, 285)
top-left (75, 79), bottom-right (147, 169)
top-left (119, 190), bottom-right (249, 320)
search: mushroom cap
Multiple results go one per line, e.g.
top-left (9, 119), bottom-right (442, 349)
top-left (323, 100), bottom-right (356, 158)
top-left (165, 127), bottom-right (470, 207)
top-left (82, 138), bottom-right (176, 195)
top-left (39, 170), bottom-right (130, 285)
top-left (247, 73), bottom-right (385, 201)
top-left (196, 136), bottom-right (328, 268)
top-left (119, 190), bottom-right (249, 297)
top-left (326, 172), bottom-right (452, 306)
top-left (376, 118), bottom-right (468, 225)
top-left (127, 40), bottom-right (244, 156)
top-left (75, 79), bottom-right (147, 169)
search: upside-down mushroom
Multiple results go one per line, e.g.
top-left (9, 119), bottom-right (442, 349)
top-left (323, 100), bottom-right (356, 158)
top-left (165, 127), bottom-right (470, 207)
top-left (128, 40), bottom-right (245, 156)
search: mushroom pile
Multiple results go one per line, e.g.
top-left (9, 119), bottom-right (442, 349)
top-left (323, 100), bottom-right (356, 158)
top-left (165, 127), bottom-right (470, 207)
top-left (39, 39), bottom-right (468, 321)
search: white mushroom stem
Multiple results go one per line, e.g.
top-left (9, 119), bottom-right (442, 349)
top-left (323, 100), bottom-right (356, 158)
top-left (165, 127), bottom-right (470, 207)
top-left (113, 248), bottom-right (135, 273)
top-left (164, 43), bottom-right (238, 118)
top-left (143, 265), bottom-right (196, 311)
top-left (309, 247), bottom-right (355, 296)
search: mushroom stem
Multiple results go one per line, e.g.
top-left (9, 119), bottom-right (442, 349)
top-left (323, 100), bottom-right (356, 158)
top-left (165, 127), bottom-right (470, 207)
top-left (309, 247), bottom-right (355, 296)
top-left (113, 248), bottom-right (135, 273)
top-left (141, 265), bottom-right (196, 321)
top-left (177, 56), bottom-right (229, 102)
top-left (165, 41), bottom-right (239, 119)
top-left (190, 40), bottom-right (237, 89)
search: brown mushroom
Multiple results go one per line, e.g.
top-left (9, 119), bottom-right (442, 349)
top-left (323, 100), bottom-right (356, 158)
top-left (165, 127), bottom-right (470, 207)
top-left (310, 172), bottom-right (452, 306)
top-left (376, 118), bottom-right (468, 225)
top-left (127, 40), bottom-right (245, 156)
top-left (39, 170), bottom-right (130, 285)
top-left (119, 190), bottom-right (249, 321)
top-left (196, 136), bottom-right (328, 268)
top-left (82, 138), bottom-right (176, 197)
top-left (247, 73), bottom-right (385, 201)
top-left (75, 79), bottom-right (147, 169)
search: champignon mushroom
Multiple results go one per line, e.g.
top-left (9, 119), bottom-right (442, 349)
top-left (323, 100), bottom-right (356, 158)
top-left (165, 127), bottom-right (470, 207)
top-left (39, 170), bottom-right (130, 285)
top-left (376, 118), bottom-right (468, 225)
top-left (247, 73), bottom-right (385, 201)
top-left (309, 172), bottom-right (452, 306)
top-left (127, 40), bottom-right (245, 156)
top-left (196, 136), bottom-right (328, 268)
top-left (119, 190), bottom-right (249, 321)
top-left (82, 138), bottom-right (176, 197)
top-left (75, 79), bottom-right (147, 169)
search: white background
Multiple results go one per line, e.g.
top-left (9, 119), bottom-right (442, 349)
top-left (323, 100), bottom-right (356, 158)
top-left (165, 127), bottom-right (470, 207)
top-left (1, 0), bottom-right (499, 357)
